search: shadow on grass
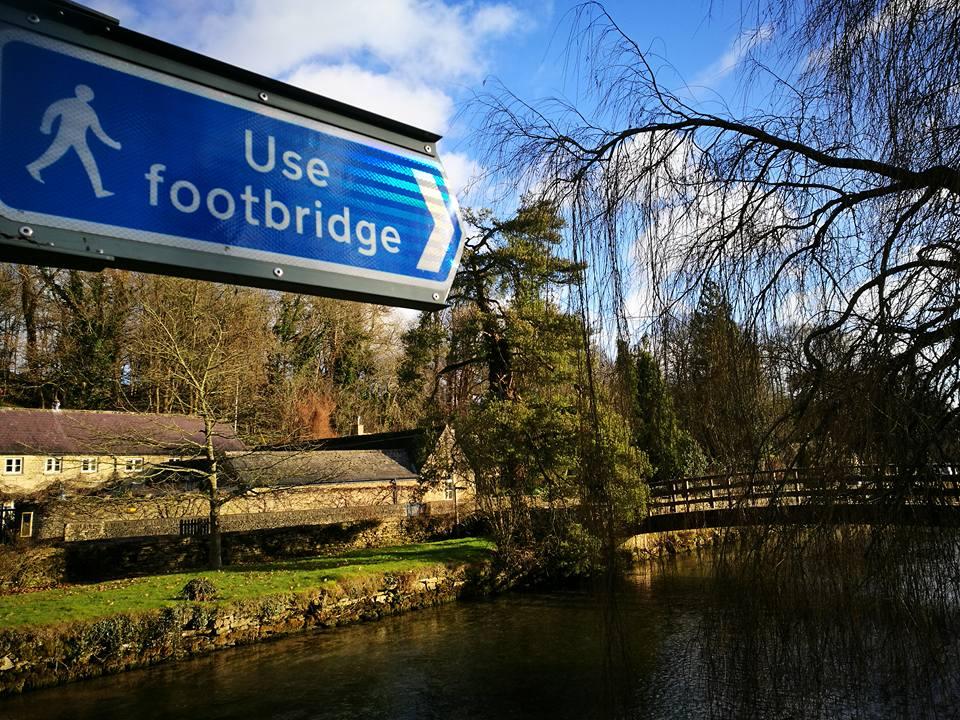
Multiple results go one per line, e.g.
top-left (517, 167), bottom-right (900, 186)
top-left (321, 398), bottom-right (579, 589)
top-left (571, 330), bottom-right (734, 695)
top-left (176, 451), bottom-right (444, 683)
top-left (216, 538), bottom-right (495, 576)
top-left (0, 540), bottom-right (497, 627)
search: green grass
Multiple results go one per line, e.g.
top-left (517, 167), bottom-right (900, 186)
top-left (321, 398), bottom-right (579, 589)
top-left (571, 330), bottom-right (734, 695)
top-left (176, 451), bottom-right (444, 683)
top-left (0, 538), bottom-right (494, 629)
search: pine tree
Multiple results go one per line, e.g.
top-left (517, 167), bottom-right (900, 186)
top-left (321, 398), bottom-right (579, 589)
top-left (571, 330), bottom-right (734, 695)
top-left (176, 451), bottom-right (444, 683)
top-left (616, 341), bottom-right (704, 482)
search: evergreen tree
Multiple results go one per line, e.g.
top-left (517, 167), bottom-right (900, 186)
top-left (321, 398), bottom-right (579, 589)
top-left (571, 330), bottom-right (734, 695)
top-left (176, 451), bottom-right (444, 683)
top-left (410, 200), bottom-right (651, 560)
top-left (396, 311), bottom-right (451, 422)
top-left (669, 281), bottom-right (774, 469)
top-left (616, 341), bottom-right (704, 482)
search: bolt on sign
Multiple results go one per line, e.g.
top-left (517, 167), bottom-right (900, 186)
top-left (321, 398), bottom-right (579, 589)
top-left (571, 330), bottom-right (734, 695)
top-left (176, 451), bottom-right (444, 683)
top-left (0, 0), bottom-right (464, 309)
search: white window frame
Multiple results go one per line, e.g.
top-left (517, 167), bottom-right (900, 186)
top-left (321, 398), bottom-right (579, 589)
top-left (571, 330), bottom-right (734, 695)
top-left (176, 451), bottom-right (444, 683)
top-left (124, 457), bottom-right (143, 473)
top-left (80, 458), bottom-right (98, 474)
top-left (2, 457), bottom-right (23, 475)
top-left (44, 457), bottom-right (62, 474)
top-left (19, 512), bottom-right (33, 538)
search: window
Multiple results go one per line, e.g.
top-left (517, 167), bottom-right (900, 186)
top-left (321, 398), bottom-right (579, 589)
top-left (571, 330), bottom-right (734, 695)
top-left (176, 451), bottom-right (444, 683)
top-left (44, 457), bottom-right (62, 474)
top-left (124, 457), bottom-right (143, 473)
top-left (444, 478), bottom-right (457, 500)
top-left (19, 512), bottom-right (33, 538)
top-left (2, 457), bottom-right (22, 475)
top-left (80, 458), bottom-right (98, 473)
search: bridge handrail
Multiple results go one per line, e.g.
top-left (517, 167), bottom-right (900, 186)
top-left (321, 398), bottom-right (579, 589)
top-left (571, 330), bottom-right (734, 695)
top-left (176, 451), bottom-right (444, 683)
top-left (649, 476), bottom-right (960, 496)
top-left (646, 464), bottom-right (960, 516)
top-left (647, 464), bottom-right (960, 489)
top-left (649, 465), bottom-right (959, 491)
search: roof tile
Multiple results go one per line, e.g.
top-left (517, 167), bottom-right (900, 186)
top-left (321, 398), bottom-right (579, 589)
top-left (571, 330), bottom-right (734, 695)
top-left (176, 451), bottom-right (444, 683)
top-left (0, 408), bottom-right (246, 455)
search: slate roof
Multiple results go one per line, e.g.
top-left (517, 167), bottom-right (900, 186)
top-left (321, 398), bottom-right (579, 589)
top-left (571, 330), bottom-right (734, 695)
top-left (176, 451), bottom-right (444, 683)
top-left (0, 408), bottom-right (246, 455)
top-left (260, 428), bottom-right (436, 465)
top-left (226, 449), bottom-right (418, 487)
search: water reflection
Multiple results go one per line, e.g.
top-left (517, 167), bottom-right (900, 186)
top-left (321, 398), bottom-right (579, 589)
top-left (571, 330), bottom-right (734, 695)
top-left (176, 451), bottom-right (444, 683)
top-left (697, 525), bottom-right (960, 719)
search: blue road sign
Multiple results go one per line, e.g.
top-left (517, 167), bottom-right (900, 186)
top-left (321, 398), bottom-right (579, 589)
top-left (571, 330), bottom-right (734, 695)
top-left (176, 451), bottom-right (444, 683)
top-left (0, 24), bottom-right (464, 307)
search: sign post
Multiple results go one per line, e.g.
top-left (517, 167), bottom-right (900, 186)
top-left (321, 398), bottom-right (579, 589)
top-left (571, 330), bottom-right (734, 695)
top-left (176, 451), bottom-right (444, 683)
top-left (0, 1), bottom-right (464, 309)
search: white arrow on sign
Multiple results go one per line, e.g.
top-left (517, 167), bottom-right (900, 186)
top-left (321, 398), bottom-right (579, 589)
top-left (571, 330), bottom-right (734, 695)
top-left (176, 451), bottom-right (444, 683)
top-left (413, 169), bottom-right (455, 273)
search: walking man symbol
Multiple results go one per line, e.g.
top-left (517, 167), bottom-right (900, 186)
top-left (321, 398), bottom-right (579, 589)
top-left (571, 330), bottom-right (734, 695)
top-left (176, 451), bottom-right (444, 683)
top-left (26, 84), bottom-right (121, 198)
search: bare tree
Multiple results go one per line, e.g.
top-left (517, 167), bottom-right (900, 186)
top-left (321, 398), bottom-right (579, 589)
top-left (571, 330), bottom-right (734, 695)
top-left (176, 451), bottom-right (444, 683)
top-left (0, 265), bottom-right (21, 397)
top-left (270, 294), bottom-right (406, 436)
top-left (128, 277), bottom-right (275, 568)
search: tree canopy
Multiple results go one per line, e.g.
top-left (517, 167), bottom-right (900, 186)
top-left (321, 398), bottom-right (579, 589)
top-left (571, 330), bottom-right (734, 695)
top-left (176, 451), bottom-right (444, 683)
top-left (477, 0), bottom-right (960, 466)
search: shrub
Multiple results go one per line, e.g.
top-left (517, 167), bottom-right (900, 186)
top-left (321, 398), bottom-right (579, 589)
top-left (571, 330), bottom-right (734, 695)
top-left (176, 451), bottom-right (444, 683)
top-left (0, 546), bottom-right (65, 592)
top-left (179, 577), bottom-right (218, 601)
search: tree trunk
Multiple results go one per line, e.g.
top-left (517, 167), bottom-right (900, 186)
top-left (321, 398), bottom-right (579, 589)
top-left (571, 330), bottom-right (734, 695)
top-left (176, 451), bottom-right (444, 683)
top-left (18, 266), bottom-right (40, 401)
top-left (208, 496), bottom-right (222, 570)
top-left (204, 416), bottom-right (223, 570)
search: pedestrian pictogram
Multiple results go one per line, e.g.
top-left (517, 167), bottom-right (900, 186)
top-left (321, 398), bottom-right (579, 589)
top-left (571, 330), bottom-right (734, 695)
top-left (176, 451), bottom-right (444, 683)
top-left (25, 84), bottom-right (122, 198)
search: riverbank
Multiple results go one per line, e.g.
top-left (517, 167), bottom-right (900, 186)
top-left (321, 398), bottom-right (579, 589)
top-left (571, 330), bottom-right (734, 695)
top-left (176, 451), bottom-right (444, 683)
top-left (0, 555), bottom-right (718, 720)
top-left (623, 527), bottom-right (726, 560)
top-left (0, 538), bottom-right (496, 695)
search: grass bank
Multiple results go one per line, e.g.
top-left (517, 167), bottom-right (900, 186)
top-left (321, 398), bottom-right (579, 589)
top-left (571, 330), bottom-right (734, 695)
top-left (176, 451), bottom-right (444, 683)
top-left (0, 538), bottom-right (494, 629)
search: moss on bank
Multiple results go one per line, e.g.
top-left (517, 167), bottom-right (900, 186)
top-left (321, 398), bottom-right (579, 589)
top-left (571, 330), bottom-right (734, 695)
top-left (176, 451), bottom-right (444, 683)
top-left (0, 538), bottom-right (494, 629)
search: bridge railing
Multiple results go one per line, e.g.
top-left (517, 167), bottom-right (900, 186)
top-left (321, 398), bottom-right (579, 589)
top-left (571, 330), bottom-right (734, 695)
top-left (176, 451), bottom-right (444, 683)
top-left (647, 465), bottom-right (960, 517)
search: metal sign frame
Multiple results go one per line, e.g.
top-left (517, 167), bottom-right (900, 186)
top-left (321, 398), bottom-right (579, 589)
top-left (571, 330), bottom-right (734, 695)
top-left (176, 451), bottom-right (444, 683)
top-left (0, 0), bottom-right (462, 310)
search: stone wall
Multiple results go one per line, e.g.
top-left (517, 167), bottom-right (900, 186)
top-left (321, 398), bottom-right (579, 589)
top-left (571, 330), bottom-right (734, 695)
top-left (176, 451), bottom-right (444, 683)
top-left (54, 499), bottom-right (475, 542)
top-left (60, 504), bottom-right (408, 542)
top-left (0, 562), bottom-right (492, 696)
top-left (622, 528), bottom-right (726, 559)
top-left (33, 484), bottom-right (468, 541)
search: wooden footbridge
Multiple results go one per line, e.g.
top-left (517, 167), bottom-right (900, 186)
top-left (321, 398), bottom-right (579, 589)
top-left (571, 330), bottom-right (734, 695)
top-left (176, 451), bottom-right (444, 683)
top-left (638, 465), bottom-right (960, 533)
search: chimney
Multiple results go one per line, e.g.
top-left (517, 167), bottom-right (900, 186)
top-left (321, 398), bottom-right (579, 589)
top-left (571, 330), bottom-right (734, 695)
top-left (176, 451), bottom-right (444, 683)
top-left (352, 416), bottom-right (365, 435)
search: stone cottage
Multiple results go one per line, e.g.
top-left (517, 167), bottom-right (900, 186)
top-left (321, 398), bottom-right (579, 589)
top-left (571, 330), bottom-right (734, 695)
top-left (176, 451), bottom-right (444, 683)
top-left (0, 407), bottom-right (245, 539)
top-left (0, 410), bottom-right (474, 544)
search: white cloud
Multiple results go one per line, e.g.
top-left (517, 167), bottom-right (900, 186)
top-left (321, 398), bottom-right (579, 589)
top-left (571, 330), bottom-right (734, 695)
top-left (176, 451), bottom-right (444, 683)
top-left (118, 0), bottom-right (521, 83)
top-left (285, 63), bottom-right (454, 133)
top-left (471, 4), bottom-right (522, 35)
top-left (691, 24), bottom-right (775, 88)
top-left (438, 151), bottom-right (484, 199)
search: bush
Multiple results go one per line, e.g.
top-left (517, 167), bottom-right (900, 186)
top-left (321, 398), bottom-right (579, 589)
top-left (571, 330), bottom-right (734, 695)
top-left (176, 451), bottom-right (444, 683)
top-left (0, 545), bottom-right (64, 592)
top-left (545, 521), bottom-right (602, 579)
top-left (179, 577), bottom-right (218, 601)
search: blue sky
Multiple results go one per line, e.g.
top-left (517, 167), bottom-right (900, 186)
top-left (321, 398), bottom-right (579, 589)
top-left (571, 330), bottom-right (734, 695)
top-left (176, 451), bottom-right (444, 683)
top-left (83, 1), bottom-right (764, 207)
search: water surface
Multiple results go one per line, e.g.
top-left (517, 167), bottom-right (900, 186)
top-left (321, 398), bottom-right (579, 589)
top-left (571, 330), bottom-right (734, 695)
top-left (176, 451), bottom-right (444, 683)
top-left (1, 550), bottom-right (954, 719)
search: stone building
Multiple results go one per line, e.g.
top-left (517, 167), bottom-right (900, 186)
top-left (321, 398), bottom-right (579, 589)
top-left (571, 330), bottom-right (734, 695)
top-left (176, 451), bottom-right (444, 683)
top-left (0, 408), bottom-right (244, 539)
top-left (0, 409), bottom-right (474, 544)
top-left (287, 426), bottom-right (475, 505)
top-left (0, 408), bottom-right (245, 492)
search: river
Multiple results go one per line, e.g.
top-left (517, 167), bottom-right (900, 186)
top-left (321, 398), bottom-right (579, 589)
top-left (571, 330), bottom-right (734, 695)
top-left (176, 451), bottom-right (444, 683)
top-left (1, 548), bottom-right (956, 719)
